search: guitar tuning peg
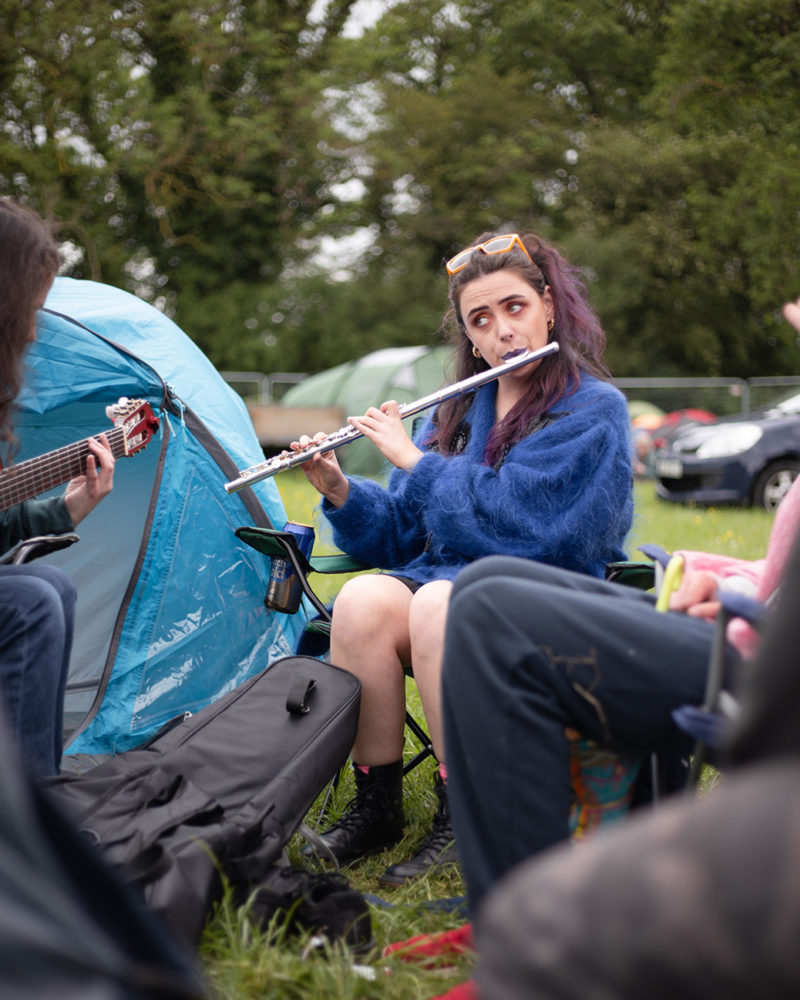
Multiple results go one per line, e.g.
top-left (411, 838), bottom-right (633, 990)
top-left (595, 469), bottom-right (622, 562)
top-left (105, 396), bottom-right (130, 421)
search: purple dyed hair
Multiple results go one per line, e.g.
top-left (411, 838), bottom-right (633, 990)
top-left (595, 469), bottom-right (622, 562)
top-left (428, 231), bottom-right (610, 467)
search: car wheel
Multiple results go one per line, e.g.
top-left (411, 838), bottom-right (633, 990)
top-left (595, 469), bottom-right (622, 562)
top-left (752, 460), bottom-right (800, 511)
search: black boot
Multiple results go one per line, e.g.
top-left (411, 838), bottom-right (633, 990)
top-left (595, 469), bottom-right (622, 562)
top-left (303, 761), bottom-right (405, 865)
top-left (378, 770), bottom-right (459, 886)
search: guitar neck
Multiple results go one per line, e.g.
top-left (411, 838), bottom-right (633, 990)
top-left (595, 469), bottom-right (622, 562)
top-left (0, 426), bottom-right (127, 511)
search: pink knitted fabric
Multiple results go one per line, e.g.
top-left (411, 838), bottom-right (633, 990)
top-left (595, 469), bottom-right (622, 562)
top-left (674, 477), bottom-right (800, 656)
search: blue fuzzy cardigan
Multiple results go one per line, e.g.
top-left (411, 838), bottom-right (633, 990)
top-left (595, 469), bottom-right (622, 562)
top-left (322, 373), bottom-right (633, 582)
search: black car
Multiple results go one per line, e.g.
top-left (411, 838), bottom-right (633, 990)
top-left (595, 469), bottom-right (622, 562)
top-left (654, 390), bottom-right (800, 511)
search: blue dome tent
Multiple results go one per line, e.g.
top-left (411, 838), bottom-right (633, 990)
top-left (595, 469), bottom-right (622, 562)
top-left (18, 277), bottom-right (305, 755)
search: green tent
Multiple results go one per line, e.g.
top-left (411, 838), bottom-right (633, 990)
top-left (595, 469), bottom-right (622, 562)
top-left (282, 345), bottom-right (454, 476)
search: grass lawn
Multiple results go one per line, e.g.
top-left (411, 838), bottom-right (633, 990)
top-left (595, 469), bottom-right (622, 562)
top-left (199, 476), bottom-right (773, 998)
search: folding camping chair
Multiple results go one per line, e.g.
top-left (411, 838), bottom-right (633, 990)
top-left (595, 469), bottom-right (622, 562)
top-left (617, 544), bottom-right (769, 792)
top-left (674, 588), bottom-right (767, 789)
top-left (239, 528), bottom-right (756, 844)
top-left (0, 533), bottom-right (80, 567)
top-left (237, 526), bottom-right (679, 844)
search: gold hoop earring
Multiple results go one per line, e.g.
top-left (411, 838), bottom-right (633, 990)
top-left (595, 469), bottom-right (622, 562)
top-left (472, 345), bottom-right (482, 359)
top-left (547, 318), bottom-right (555, 332)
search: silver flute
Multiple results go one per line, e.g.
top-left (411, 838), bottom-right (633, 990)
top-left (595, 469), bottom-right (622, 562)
top-left (224, 341), bottom-right (560, 493)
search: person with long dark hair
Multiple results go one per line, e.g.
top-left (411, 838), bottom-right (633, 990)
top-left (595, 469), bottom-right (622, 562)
top-left (295, 231), bottom-right (633, 884)
top-left (0, 199), bottom-right (115, 777)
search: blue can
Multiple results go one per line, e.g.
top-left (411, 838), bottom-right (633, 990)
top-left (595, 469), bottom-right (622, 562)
top-left (264, 521), bottom-right (315, 614)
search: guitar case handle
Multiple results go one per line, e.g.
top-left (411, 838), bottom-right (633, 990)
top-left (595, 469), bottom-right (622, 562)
top-left (286, 676), bottom-right (317, 716)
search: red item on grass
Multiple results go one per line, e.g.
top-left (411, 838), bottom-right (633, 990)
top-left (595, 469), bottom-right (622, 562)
top-left (430, 978), bottom-right (480, 999)
top-left (382, 922), bottom-right (475, 966)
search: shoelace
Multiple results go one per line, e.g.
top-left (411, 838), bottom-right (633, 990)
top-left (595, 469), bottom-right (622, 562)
top-left (327, 788), bottom-right (386, 834)
top-left (417, 807), bottom-right (455, 854)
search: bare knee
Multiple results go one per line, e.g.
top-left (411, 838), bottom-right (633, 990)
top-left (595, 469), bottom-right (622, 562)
top-left (330, 575), bottom-right (414, 670)
top-left (409, 580), bottom-right (452, 653)
top-left (332, 575), bottom-right (411, 636)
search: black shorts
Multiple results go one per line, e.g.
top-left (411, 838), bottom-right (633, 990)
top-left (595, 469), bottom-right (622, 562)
top-left (383, 574), bottom-right (423, 594)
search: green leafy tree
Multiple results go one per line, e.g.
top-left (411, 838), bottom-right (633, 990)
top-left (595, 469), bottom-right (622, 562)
top-left (3, 0), bottom-right (798, 380)
top-left (313, 0), bottom-right (800, 378)
top-left (248, 250), bottom-right (448, 374)
top-left (574, 0), bottom-right (800, 375)
top-left (0, 0), bottom-right (359, 367)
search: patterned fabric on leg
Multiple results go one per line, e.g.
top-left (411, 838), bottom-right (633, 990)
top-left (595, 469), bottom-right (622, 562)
top-left (567, 729), bottom-right (641, 840)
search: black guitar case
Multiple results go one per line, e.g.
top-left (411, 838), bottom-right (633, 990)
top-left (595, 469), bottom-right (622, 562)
top-left (43, 656), bottom-right (361, 946)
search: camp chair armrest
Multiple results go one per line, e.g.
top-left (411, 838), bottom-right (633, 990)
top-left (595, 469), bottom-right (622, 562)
top-left (605, 559), bottom-right (655, 590)
top-left (637, 543), bottom-right (671, 568)
top-left (0, 532), bottom-right (80, 566)
top-left (308, 553), bottom-right (371, 574)
top-left (235, 525), bottom-right (315, 574)
top-left (718, 591), bottom-right (768, 630)
top-left (235, 525), bottom-right (369, 576)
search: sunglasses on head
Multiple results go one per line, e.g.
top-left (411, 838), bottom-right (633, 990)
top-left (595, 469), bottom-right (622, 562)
top-left (446, 233), bottom-right (533, 275)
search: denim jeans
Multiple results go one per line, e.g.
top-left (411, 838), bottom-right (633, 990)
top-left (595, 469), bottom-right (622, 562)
top-left (0, 564), bottom-right (76, 777)
top-left (442, 556), bottom-right (725, 915)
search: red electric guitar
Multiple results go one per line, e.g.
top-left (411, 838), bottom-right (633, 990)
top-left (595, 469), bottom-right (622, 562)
top-left (0, 397), bottom-right (160, 512)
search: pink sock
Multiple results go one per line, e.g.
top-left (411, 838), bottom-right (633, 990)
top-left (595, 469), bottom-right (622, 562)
top-left (355, 764), bottom-right (370, 775)
top-left (439, 764), bottom-right (448, 783)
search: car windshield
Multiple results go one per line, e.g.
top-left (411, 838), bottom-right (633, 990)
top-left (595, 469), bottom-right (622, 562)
top-left (766, 390), bottom-right (800, 415)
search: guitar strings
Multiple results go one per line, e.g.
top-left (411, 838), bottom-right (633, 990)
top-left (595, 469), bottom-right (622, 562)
top-left (0, 426), bottom-right (128, 509)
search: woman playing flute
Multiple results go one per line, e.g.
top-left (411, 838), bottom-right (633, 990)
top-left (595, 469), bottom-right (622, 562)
top-left (294, 230), bottom-right (633, 886)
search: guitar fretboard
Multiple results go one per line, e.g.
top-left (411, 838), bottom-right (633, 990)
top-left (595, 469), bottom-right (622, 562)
top-left (0, 426), bottom-right (127, 511)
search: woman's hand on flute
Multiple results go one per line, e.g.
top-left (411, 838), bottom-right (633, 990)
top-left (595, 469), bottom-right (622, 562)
top-left (291, 433), bottom-right (351, 508)
top-left (348, 401), bottom-right (424, 473)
